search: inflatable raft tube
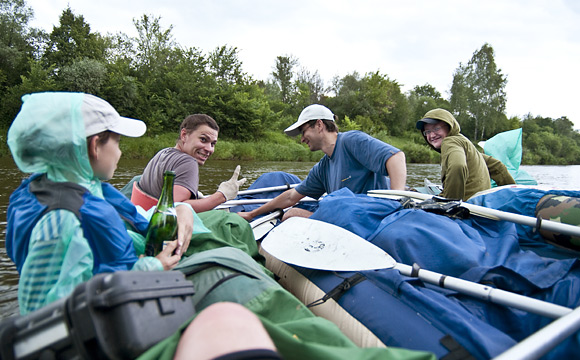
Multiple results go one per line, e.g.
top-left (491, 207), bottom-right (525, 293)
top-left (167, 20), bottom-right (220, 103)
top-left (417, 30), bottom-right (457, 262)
top-left (259, 247), bottom-right (386, 348)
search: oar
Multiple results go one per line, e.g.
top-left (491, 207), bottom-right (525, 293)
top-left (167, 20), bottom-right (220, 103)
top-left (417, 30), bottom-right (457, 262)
top-left (250, 209), bottom-right (284, 240)
top-left (238, 183), bottom-right (299, 196)
top-left (261, 217), bottom-right (573, 319)
top-left (250, 209), bottom-right (284, 229)
top-left (368, 190), bottom-right (580, 239)
top-left (492, 305), bottom-right (580, 360)
top-left (214, 197), bottom-right (317, 210)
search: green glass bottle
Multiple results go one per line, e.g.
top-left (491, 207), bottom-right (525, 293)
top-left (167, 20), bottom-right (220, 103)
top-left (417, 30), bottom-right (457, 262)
top-left (145, 170), bottom-right (178, 256)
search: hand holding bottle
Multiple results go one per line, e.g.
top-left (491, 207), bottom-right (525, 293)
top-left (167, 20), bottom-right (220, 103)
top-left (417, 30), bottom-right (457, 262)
top-left (155, 240), bottom-right (181, 270)
top-left (217, 165), bottom-right (247, 201)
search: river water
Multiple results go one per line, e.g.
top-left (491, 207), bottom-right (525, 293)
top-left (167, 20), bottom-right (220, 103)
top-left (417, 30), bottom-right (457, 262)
top-left (0, 157), bottom-right (579, 319)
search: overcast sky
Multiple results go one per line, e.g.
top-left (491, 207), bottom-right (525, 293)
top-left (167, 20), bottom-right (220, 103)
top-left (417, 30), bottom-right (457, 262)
top-left (26, 0), bottom-right (580, 129)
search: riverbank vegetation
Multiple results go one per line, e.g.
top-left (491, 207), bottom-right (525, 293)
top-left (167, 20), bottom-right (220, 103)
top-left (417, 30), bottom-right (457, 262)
top-left (1, 1), bottom-right (579, 164)
top-left (114, 130), bottom-right (441, 164)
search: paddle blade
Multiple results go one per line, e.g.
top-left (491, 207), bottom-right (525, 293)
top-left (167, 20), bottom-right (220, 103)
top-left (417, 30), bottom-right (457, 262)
top-left (261, 217), bottom-right (396, 271)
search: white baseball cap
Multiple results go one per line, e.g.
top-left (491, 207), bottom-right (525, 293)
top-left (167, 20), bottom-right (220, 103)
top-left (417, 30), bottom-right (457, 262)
top-left (284, 104), bottom-right (335, 137)
top-left (83, 93), bottom-right (146, 137)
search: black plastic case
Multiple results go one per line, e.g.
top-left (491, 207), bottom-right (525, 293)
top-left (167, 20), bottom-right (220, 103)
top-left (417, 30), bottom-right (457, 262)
top-left (0, 270), bottom-right (195, 360)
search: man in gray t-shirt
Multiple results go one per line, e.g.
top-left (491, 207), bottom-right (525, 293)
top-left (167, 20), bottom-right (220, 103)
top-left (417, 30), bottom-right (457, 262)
top-left (136, 114), bottom-right (245, 213)
top-left (139, 148), bottom-right (200, 199)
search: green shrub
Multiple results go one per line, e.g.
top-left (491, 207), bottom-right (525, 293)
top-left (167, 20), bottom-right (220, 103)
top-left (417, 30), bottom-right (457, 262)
top-left (261, 130), bottom-right (296, 145)
top-left (234, 142), bottom-right (257, 160)
top-left (213, 140), bottom-right (235, 160)
top-left (399, 143), bottom-right (438, 163)
top-left (120, 134), bottom-right (176, 159)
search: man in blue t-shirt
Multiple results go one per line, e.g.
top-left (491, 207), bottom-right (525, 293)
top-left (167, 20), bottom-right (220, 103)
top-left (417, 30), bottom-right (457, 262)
top-left (238, 104), bottom-right (406, 221)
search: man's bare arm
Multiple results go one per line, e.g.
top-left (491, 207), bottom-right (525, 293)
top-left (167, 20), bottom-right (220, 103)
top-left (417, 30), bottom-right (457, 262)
top-left (174, 184), bottom-right (227, 213)
top-left (385, 151), bottom-right (407, 190)
top-left (237, 188), bottom-right (305, 222)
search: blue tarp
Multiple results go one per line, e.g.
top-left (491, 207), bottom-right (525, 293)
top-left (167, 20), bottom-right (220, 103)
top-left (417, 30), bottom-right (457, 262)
top-left (244, 173), bottom-right (580, 359)
top-left (302, 188), bottom-right (580, 359)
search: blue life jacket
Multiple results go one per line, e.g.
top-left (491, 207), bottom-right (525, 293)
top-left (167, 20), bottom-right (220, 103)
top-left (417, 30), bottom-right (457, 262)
top-left (7, 173), bottom-right (150, 274)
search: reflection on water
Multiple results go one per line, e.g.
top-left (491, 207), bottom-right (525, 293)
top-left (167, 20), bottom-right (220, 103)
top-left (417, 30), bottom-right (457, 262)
top-left (1, 158), bottom-right (579, 319)
top-left (0, 157), bottom-right (27, 319)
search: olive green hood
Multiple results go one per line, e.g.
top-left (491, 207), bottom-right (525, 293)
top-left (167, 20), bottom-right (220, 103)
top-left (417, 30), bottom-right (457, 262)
top-left (416, 109), bottom-right (461, 152)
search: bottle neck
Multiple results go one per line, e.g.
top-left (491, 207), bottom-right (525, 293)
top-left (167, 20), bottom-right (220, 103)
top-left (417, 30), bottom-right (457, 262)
top-left (157, 173), bottom-right (175, 210)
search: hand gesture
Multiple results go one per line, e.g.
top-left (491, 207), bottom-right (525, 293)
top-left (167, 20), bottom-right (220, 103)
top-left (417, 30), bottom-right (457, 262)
top-left (217, 165), bottom-right (247, 201)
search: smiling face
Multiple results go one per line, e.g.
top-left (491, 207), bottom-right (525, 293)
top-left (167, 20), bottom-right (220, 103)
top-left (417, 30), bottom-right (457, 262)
top-left (299, 120), bottom-right (322, 151)
top-left (177, 125), bottom-right (218, 165)
top-left (423, 122), bottom-right (449, 150)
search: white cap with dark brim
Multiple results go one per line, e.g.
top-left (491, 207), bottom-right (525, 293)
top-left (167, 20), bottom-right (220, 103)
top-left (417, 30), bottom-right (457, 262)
top-left (284, 104), bottom-right (335, 137)
top-left (83, 94), bottom-right (146, 137)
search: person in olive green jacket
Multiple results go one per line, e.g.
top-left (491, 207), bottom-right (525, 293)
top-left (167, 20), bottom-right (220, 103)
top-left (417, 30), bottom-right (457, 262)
top-left (416, 108), bottom-right (515, 201)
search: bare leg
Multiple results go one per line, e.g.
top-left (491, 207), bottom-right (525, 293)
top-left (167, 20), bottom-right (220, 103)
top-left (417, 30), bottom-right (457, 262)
top-left (174, 302), bottom-right (277, 360)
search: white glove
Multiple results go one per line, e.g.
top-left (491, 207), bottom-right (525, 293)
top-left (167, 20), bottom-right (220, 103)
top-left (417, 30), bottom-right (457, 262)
top-left (217, 165), bottom-right (247, 201)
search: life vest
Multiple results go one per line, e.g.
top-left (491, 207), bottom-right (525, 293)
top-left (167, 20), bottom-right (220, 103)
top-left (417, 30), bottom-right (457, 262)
top-left (6, 173), bottom-right (150, 274)
top-left (131, 180), bottom-right (158, 211)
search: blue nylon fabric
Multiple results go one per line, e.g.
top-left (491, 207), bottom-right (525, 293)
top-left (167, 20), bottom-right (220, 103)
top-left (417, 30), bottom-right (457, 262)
top-left (305, 188), bottom-right (580, 359)
top-left (297, 267), bottom-right (455, 358)
top-left (310, 187), bottom-right (401, 239)
top-left (361, 270), bottom-right (517, 359)
top-left (80, 182), bottom-right (149, 274)
top-left (6, 174), bottom-right (50, 272)
top-left (100, 181), bottom-right (150, 234)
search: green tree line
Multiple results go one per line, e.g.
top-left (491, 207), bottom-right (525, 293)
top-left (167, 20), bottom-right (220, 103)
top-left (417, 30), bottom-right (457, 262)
top-left (2, 0), bottom-right (579, 164)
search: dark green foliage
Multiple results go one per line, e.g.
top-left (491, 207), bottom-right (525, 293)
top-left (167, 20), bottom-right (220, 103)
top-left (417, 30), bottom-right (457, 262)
top-left (271, 55), bottom-right (297, 104)
top-left (59, 58), bottom-right (107, 93)
top-left (0, 0), bottom-right (36, 90)
top-left (42, 7), bottom-right (107, 69)
top-left (208, 45), bottom-right (246, 85)
top-left (210, 139), bottom-right (322, 162)
top-left (399, 143), bottom-right (439, 164)
top-left (328, 71), bottom-right (409, 135)
top-left (521, 115), bottom-right (580, 165)
top-left (408, 83), bottom-right (451, 125)
top-left (1, 2), bottom-right (579, 164)
top-left (0, 59), bottom-right (57, 126)
top-left (450, 43), bottom-right (508, 141)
